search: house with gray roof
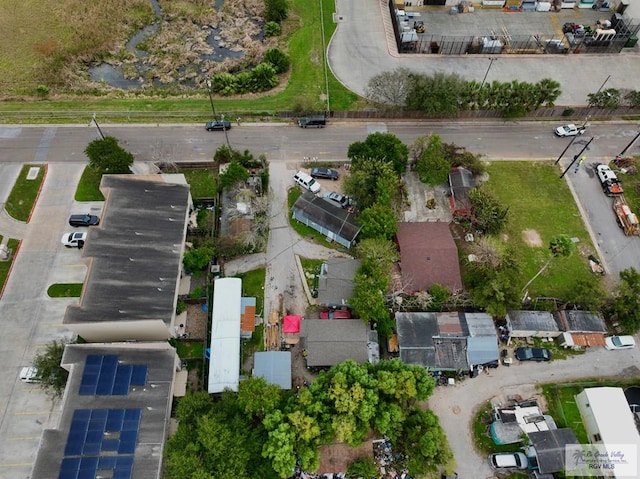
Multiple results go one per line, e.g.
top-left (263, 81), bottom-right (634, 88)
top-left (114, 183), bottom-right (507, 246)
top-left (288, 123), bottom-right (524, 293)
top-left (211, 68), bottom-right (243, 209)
top-left (316, 257), bottom-right (361, 307)
top-left (506, 310), bottom-right (561, 338)
top-left (31, 343), bottom-right (179, 479)
top-left (553, 310), bottom-right (607, 333)
top-left (300, 319), bottom-right (371, 367)
top-left (291, 192), bottom-right (361, 248)
top-left (527, 429), bottom-right (580, 475)
top-left (63, 175), bottom-right (191, 342)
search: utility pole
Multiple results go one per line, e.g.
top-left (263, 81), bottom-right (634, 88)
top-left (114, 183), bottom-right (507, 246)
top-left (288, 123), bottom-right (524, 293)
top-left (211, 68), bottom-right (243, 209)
top-left (560, 137), bottom-right (593, 179)
top-left (221, 114), bottom-right (231, 149)
top-left (91, 113), bottom-right (105, 140)
top-left (480, 57), bottom-right (497, 89)
top-left (618, 129), bottom-right (640, 157)
top-left (205, 80), bottom-right (217, 119)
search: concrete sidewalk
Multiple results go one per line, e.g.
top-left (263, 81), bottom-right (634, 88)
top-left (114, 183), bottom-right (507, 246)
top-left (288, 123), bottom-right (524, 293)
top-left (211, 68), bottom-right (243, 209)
top-left (328, 0), bottom-right (640, 106)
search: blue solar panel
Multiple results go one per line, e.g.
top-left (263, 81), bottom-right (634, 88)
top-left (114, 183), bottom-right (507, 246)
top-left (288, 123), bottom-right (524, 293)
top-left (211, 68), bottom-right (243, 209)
top-left (106, 409), bottom-right (125, 431)
top-left (130, 365), bottom-right (147, 386)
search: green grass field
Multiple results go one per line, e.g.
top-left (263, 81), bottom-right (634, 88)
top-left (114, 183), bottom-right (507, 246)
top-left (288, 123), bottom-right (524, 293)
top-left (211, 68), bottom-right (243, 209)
top-left (47, 283), bottom-right (83, 297)
top-left (0, 238), bottom-right (19, 296)
top-left (5, 164), bottom-right (46, 222)
top-left (75, 167), bottom-right (105, 201)
top-left (484, 161), bottom-right (599, 299)
top-left (182, 170), bottom-right (217, 199)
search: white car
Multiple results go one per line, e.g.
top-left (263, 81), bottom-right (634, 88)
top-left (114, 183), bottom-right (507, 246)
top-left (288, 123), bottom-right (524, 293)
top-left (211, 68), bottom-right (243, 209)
top-left (554, 124), bottom-right (586, 137)
top-left (19, 367), bottom-right (40, 383)
top-left (61, 231), bottom-right (87, 248)
top-left (489, 452), bottom-right (528, 470)
top-left (604, 335), bottom-right (636, 350)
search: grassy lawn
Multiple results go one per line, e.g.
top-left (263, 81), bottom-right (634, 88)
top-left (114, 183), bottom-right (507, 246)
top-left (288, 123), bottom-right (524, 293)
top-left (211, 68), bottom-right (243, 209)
top-left (541, 384), bottom-right (588, 444)
top-left (5, 164), bottom-right (46, 222)
top-left (241, 324), bottom-right (265, 374)
top-left (300, 258), bottom-right (324, 293)
top-left (182, 169), bottom-right (217, 199)
top-left (483, 161), bottom-right (599, 299)
top-left (0, 238), bottom-right (19, 296)
top-left (75, 166), bottom-right (105, 201)
top-left (617, 155), bottom-right (640, 213)
top-left (0, 0), bottom-right (358, 120)
top-left (47, 283), bottom-right (83, 297)
top-left (171, 340), bottom-right (205, 360)
top-left (233, 267), bottom-right (266, 317)
top-left (472, 402), bottom-right (527, 454)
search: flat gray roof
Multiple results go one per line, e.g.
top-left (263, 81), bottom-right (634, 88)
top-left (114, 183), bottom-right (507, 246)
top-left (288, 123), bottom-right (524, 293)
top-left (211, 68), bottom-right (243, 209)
top-left (31, 343), bottom-right (177, 479)
top-left (64, 176), bottom-right (189, 326)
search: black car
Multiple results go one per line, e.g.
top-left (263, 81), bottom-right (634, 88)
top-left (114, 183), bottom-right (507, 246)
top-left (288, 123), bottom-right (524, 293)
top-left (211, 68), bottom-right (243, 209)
top-left (205, 120), bottom-right (232, 131)
top-left (68, 214), bottom-right (100, 227)
top-left (310, 167), bottom-right (339, 181)
top-left (515, 347), bottom-right (551, 362)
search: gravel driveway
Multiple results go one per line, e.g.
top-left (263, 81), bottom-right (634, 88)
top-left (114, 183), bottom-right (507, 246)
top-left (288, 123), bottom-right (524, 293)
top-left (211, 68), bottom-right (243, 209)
top-left (427, 347), bottom-right (640, 478)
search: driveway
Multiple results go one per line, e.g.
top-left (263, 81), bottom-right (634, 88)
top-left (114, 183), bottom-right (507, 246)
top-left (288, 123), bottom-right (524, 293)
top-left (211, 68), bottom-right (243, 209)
top-left (427, 346), bottom-right (640, 478)
top-left (328, 0), bottom-right (640, 105)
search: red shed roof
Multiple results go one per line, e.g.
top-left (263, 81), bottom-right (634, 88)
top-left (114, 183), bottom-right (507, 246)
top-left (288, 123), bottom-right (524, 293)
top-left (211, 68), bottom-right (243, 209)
top-left (395, 222), bottom-right (462, 293)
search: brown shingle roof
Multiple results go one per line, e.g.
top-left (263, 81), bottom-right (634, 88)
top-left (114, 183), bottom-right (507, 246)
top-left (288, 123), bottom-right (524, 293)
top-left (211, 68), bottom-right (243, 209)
top-left (395, 222), bottom-right (462, 292)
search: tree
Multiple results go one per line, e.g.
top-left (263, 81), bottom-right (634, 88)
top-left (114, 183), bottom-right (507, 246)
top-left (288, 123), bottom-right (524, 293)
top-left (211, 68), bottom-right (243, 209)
top-left (364, 67), bottom-right (412, 109)
top-left (183, 246), bottom-right (214, 273)
top-left (355, 238), bottom-right (399, 273)
top-left (32, 339), bottom-right (69, 399)
top-left (347, 456), bottom-right (378, 479)
top-left (468, 236), bottom-right (508, 270)
top-left (566, 277), bottom-right (605, 312)
top-left (521, 235), bottom-right (573, 293)
top-left (218, 161), bottom-right (249, 191)
top-left (84, 136), bottom-right (134, 175)
top-left (348, 132), bottom-right (409, 175)
top-left (237, 377), bottom-right (283, 420)
top-left (415, 134), bottom-right (450, 186)
top-left (534, 78), bottom-right (561, 108)
top-left (264, 0), bottom-right (288, 23)
top-left (358, 202), bottom-right (398, 240)
top-left (405, 72), bottom-right (465, 116)
top-left (611, 267), bottom-right (640, 333)
top-left (264, 21), bottom-right (281, 37)
top-left (468, 187), bottom-right (509, 234)
top-left (343, 159), bottom-right (399, 210)
top-left (588, 88), bottom-right (621, 109)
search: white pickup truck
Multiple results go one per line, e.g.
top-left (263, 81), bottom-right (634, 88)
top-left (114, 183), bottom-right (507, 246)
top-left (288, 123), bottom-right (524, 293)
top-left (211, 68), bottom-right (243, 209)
top-left (595, 163), bottom-right (623, 196)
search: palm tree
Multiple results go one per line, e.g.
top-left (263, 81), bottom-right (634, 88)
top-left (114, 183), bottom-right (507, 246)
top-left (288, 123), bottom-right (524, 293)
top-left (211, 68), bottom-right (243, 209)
top-left (535, 78), bottom-right (561, 109)
top-left (521, 235), bottom-right (573, 293)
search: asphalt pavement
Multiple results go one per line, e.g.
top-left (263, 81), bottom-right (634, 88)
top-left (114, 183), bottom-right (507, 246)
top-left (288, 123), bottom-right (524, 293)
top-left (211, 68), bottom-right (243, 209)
top-left (328, 1), bottom-right (640, 106)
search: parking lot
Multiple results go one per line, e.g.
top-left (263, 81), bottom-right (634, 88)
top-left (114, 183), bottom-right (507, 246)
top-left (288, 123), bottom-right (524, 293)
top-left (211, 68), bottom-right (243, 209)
top-left (0, 163), bottom-right (103, 478)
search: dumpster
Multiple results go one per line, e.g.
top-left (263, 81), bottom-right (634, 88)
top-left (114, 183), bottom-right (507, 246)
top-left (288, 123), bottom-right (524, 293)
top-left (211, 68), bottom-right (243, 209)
top-left (625, 35), bottom-right (638, 48)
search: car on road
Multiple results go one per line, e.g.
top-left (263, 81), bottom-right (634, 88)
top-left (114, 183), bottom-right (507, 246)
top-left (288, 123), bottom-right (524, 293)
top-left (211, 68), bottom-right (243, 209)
top-left (514, 347), bottom-right (551, 362)
top-left (489, 452), bottom-right (528, 470)
top-left (61, 232), bottom-right (87, 248)
top-left (205, 120), bottom-right (232, 131)
top-left (68, 214), bottom-right (100, 227)
top-left (19, 367), bottom-right (40, 383)
top-left (311, 167), bottom-right (339, 180)
top-left (554, 124), bottom-right (586, 137)
top-left (604, 335), bottom-right (636, 350)
top-left (298, 116), bottom-right (326, 128)
top-left (323, 191), bottom-right (350, 209)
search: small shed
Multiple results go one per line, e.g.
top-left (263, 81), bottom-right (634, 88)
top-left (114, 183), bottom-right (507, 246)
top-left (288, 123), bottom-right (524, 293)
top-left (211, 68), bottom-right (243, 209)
top-left (240, 297), bottom-right (256, 339)
top-left (292, 192), bottom-right (361, 248)
top-left (464, 312), bottom-right (496, 337)
top-left (448, 167), bottom-right (475, 217)
top-left (316, 258), bottom-right (361, 307)
top-left (253, 351), bottom-right (292, 390)
top-left (506, 310), bottom-right (561, 338)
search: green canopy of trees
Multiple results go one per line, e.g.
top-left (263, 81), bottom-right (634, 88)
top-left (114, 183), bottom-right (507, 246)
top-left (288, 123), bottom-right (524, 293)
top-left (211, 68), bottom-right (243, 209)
top-left (610, 267), bottom-right (640, 333)
top-left (348, 132), bottom-right (409, 175)
top-left (32, 339), bottom-right (70, 399)
top-left (84, 136), bottom-right (134, 175)
top-left (414, 134), bottom-right (450, 186)
top-left (165, 365), bottom-right (449, 479)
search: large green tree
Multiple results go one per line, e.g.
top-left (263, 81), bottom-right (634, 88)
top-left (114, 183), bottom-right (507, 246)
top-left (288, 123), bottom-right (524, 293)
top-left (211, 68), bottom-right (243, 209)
top-left (348, 132), bottom-right (409, 175)
top-left (405, 72), bottom-right (465, 116)
top-left (468, 187), bottom-right (509, 234)
top-left (343, 159), bottom-right (399, 210)
top-left (414, 134), bottom-right (450, 186)
top-left (84, 136), bottom-right (134, 175)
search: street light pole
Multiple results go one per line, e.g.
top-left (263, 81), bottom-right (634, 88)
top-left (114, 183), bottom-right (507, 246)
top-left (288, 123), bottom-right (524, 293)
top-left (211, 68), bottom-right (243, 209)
top-left (205, 80), bottom-right (217, 119)
top-left (221, 114), bottom-right (231, 149)
top-left (91, 113), bottom-right (105, 140)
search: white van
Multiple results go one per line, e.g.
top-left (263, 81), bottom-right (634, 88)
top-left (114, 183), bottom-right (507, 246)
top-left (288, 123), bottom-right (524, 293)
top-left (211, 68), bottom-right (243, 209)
top-left (293, 171), bottom-right (321, 193)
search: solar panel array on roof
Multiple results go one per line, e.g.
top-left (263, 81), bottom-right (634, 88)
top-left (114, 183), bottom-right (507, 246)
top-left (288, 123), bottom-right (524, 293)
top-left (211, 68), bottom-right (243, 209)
top-left (61, 408), bottom-right (141, 479)
top-left (79, 355), bottom-right (147, 396)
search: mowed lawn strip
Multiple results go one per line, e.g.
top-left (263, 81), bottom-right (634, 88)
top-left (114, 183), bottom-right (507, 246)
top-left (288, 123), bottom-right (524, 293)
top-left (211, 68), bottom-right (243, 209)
top-left (182, 170), bottom-right (217, 199)
top-left (75, 167), bottom-right (105, 202)
top-left (5, 164), bottom-right (46, 222)
top-left (0, 238), bottom-right (20, 295)
top-left (47, 283), bottom-right (83, 298)
top-left (484, 161), bottom-right (597, 299)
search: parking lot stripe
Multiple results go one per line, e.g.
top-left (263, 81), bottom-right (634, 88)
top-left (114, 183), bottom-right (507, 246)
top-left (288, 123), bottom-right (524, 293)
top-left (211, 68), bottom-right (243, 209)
top-left (8, 436), bottom-right (40, 441)
top-left (14, 410), bottom-right (49, 415)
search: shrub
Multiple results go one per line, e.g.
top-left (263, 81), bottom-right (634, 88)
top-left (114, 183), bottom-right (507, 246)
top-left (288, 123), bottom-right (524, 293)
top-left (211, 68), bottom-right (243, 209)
top-left (183, 247), bottom-right (214, 273)
top-left (265, 21), bottom-right (281, 37)
top-left (250, 63), bottom-right (278, 91)
top-left (264, 48), bottom-right (290, 74)
top-left (562, 108), bottom-right (575, 117)
top-left (264, 0), bottom-right (288, 23)
top-left (176, 300), bottom-right (186, 315)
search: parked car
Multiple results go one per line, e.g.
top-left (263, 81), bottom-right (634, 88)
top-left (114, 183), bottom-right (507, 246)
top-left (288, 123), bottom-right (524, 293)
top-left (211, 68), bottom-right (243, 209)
top-left (514, 347), bottom-right (551, 362)
top-left (604, 335), bottom-right (636, 350)
top-left (298, 116), bottom-right (326, 128)
top-left (489, 452), bottom-right (528, 470)
top-left (320, 308), bottom-right (351, 320)
top-left (68, 214), bottom-right (100, 227)
top-left (61, 232), bottom-right (87, 248)
top-left (554, 124), bottom-right (586, 137)
top-left (323, 191), bottom-right (349, 209)
top-left (205, 120), bottom-right (232, 131)
top-left (293, 170), bottom-right (321, 193)
top-left (311, 167), bottom-right (339, 180)
top-left (19, 367), bottom-right (40, 383)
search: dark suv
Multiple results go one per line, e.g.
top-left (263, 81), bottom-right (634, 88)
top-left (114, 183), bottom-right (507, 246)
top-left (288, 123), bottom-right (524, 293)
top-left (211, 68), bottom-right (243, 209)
top-left (68, 214), bottom-right (100, 227)
top-left (310, 167), bottom-right (339, 180)
top-left (205, 120), bottom-right (232, 131)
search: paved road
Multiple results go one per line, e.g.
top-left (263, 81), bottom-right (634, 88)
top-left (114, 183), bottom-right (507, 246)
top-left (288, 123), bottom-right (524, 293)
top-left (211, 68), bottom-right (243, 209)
top-left (328, 0), bottom-right (640, 106)
top-left (427, 346), bottom-right (640, 478)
